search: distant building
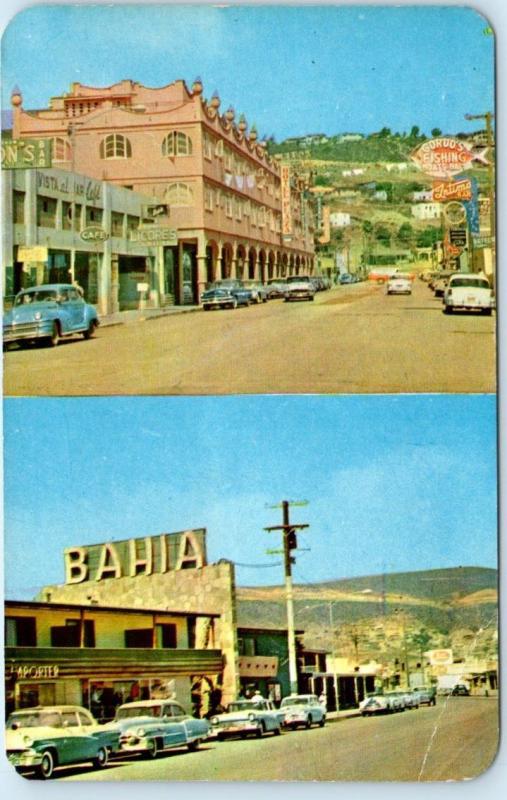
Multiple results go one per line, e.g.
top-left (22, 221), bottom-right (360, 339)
top-left (411, 202), bottom-right (442, 221)
top-left (329, 212), bottom-right (351, 228)
top-left (372, 190), bottom-right (388, 202)
top-left (411, 190), bottom-right (433, 202)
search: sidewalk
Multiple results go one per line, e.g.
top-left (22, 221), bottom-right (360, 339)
top-left (326, 708), bottom-right (362, 722)
top-left (99, 304), bottom-right (201, 328)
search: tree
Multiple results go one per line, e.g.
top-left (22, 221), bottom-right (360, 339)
top-left (375, 225), bottom-right (391, 246)
top-left (409, 125), bottom-right (421, 139)
top-left (397, 222), bottom-right (414, 246)
top-left (431, 128), bottom-right (442, 138)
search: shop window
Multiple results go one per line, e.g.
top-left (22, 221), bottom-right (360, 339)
top-left (5, 616), bottom-right (37, 647)
top-left (51, 136), bottom-right (72, 162)
top-left (156, 623), bottom-right (177, 649)
top-left (126, 214), bottom-right (140, 231)
top-left (13, 190), bottom-right (25, 224)
top-left (165, 182), bottom-right (194, 207)
top-left (62, 201), bottom-right (72, 230)
top-left (111, 211), bottom-right (124, 237)
top-left (37, 195), bottom-right (57, 228)
top-left (85, 206), bottom-right (103, 226)
top-left (161, 131), bottom-right (192, 157)
top-left (125, 629), bottom-right (154, 648)
top-left (99, 133), bottom-right (132, 160)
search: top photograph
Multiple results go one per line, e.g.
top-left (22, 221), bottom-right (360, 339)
top-left (1, 4), bottom-right (496, 396)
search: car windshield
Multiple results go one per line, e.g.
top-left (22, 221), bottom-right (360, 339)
top-left (227, 701), bottom-right (260, 712)
top-left (116, 705), bottom-right (162, 720)
top-left (7, 711), bottom-right (61, 728)
top-left (281, 697), bottom-right (310, 707)
top-left (451, 278), bottom-right (489, 289)
top-left (15, 290), bottom-right (59, 306)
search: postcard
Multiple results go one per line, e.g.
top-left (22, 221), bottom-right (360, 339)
top-left (1, 1), bottom-right (500, 789)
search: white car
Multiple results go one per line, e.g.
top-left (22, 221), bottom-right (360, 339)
top-left (443, 274), bottom-right (493, 315)
top-left (359, 693), bottom-right (391, 716)
top-left (284, 276), bottom-right (316, 302)
top-left (279, 694), bottom-right (326, 729)
top-left (210, 698), bottom-right (282, 740)
top-left (386, 274), bottom-right (412, 295)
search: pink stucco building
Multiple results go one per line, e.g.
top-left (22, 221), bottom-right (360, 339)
top-left (10, 79), bottom-right (315, 305)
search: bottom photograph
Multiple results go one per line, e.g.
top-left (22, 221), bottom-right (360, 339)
top-left (2, 394), bottom-right (498, 783)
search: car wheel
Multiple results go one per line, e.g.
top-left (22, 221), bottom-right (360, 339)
top-left (83, 319), bottom-right (98, 339)
top-left (48, 322), bottom-right (60, 347)
top-left (92, 746), bottom-right (108, 769)
top-left (482, 308), bottom-right (492, 316)
top-left (255, 722), bottom-right (265, 738)
top-left (187, 739), bottom-right (201, 752)
top-left (309, 296), bottom-right (314, 301)
top-left (36, 750), bottom-right (56, 779)
top-left (305, 715), bottom-right (313, 729)
top-left (319, 717), bottom-right (325, 727)
top-left (144, 738), bottom-right (159, 759)
top-left (273, 726), bottom-right (281, 736)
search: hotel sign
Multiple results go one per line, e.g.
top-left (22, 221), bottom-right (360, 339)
top-left (1, 137), bottom-right (52, 169)
top-left (281, 164), bottom-right (293, 236)
top-left (64, 529), bottom-right (207, 584)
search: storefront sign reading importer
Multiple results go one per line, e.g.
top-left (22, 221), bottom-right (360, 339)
top-left (64, 529), bottom-right (206, 584)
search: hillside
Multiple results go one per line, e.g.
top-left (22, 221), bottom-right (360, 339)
top-left (236, 567), bottom-right (498, 662)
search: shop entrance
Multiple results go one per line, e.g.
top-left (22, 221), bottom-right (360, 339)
top-left (45, 250), bottom-right (71, 284)
top-left (182, 245), bottom-right (197, 305)
top-left (74, 251), bottom-right (99, 304)
top-left (118, 255), bottom-right (149, 310)
top-left (163, 247), bottom-right (177, 305)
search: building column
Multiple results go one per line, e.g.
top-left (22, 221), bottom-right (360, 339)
top-left (196, 233), bottom-right (208, 301)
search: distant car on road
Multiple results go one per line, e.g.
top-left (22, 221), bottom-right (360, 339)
top-left (412, 686), bottom-right (437, 706)
top-left (242, 281), bottom-right (268, 303)
top-left (339, 273), bottom-right (355, 285)
top-left (5, 705), bottom-right (119, 779)
top-left (208, 280), bottom-right (253, 306)
top-left (266, 280), bottom-right (287, 299)
top-left (112, 700), bottom-right (210, 759)
top-left (359, 693), bottom-right (391, 716)
top-left (432, 270), bottom-right (459, 297)
top-left (279, 694), bottom-right (326, 729)
top-left (451, 684), bottom-right (470, 696)
top-left (210, 698), bottom-right (282, 740)
top-left (443, 274), bottom-right (494, 315)
top-left (284, 275), bottom-right (316, 302)
top-left (3, 284), bottom-right (99, 348)
top-left (386, 274), bottom-right (412, 295)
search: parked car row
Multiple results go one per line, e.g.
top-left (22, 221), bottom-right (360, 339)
top-left (359, 686), bottom-right (436, 717)
top-left (202, 276), bottom-right (333, 309)
top-left (6, 695), bottom-right (326, 779)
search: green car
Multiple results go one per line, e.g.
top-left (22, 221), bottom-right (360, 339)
top-left (5, 705), bottom-right (120, 779)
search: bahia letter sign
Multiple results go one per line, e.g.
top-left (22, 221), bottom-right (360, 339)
top-left (64, 529), bottom-right (206, 584)
top-left (411, 138), bottom-right (487, 179)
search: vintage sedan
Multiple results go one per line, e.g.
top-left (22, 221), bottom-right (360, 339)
top-left (284, 276), bottom-right (316, 302)
top-left (112, 699), bottom-right (210, 758)
top-left (3, 284), bottom-right (99, 348)
top-left (412, 686), bottom-right (437, 706)
top-left (359, 693), bottom-right (392, 716)
top-left (443, 274), bottom-right (494, 315)
top-left (242, 281), bottom-right (268, 303)
top-left (5, 705), bottom-right (119, 779)
top-left (386, 274), bottom-right (412, 295)
top-left (201, 287), bottom-right (238, 310)
top-left (209, 279), bottom-right (253, 306)
top-left (210, 698), bottom-right (282, 740)
top-left (279, 694), bottom-right (326, 729)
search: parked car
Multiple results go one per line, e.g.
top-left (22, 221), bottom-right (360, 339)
top-left (209, 280), bottom-right (253, 306)
top-left (386, 274), bottom-right (412, 295)
top-left (5, 705), bottom-right (119, 779)
top-left (359, 693), bottom-right (391, 716)
top-left (242, 281), bottom-right (268, 303)
top-left (412, 686), bottom-right (437, 706)
top-left (398, 689), bottom-right (419, 709)
top-left (209, 698), bottom-right (282, 740)
top-left (339, 273), bottom-right (355, 285)
top-left (432, 270), bottom-right (459, 297)
top-left (284, 276), bottom-right (316, 302)
top-left (451, 684), bottom-right (470, 696)
top-left (111, 699), bottom-right (210, 758)
top-left (201, 287), bottom-right (238, 310)
top-left (279, 694), bottom-right (326, 729)
top-left (384, 691), bottom-right (407, 712)
top-left (443, 274), bottom-right (494, 315)
top-left (266, 280), bottom-right (287, 299)
top-left (3, 284), bottom-right (99, 348)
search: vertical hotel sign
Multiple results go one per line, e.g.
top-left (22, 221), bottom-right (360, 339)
top-left (281, 164), bottom-right (293, 238)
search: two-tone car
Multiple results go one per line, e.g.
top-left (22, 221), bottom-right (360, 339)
top-left (5, 705), bottom-right (119, 779)
top-left (279, 694), bottom-right (326, 729)
top-left (111, 699), bottom-right (210, 759)
top-left (443, 274), bottom-right (494, 315)
top-left (359, 693), bottom-right (392, 716)
top-left (210, 698), bottom-right (282, 740)
top-left (284, 275), bottom-right (316, 302)
top-left (3, 284), bottom-right (99, 348)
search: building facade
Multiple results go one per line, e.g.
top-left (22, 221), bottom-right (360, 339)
top-left (8, 80), bottom-right (316, 304)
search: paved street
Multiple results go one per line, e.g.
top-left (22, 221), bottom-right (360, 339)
top-left (4, 281), bottom-right (496, 396)
top-left (55, 697), bottom-right (497, 782)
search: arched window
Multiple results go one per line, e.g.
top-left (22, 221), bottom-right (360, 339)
top-left (165, 183), bottom-right (194, 206)
top-left (162, 131), bottom-right (192, 157)
top-left (51, 137), bottom-right (72, 162)
top-left (99, 134), bottom-right (132, 159)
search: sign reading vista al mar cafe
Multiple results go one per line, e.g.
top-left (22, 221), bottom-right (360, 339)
top-left (64, 529), bottom-right (207, 584)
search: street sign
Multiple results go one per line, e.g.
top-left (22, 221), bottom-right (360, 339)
top-left (17, 246), bottom-right (48, 262)
top-left (449, 228), bottom-right (467, 248)
top-left (1, 137), bottom-right (52, 169)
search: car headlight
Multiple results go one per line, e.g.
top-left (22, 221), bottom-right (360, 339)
top-left (136, 728), bottom-right (145, 736)
top-left (22, 735), bottom-right (33, 746)
top-left (210, 717), bottom-right (219, 726)
top-left (248, 713), bottom-right (256, 721)
top-left (34, 312), bottom-right (42, 321)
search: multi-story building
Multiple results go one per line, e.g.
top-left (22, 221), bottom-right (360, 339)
top-left (8, 79), bottom-right (315, 304)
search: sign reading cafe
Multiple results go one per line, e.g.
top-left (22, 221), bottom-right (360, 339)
top-left (64, 529), bottom-right (207, 584)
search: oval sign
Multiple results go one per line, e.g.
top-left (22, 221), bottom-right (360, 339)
top-left (80, 225), bottom-right (109, 242)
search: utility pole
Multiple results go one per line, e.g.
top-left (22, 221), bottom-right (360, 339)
top-left (265, 500), bottom-right (309, 695)
top-left (464, 112), bottom-right (495, 287)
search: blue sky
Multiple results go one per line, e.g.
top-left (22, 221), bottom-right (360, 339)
top-left (0, 3), bottom-right (495, 139)
top-left (3, 395), bottom-right (497, 599)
